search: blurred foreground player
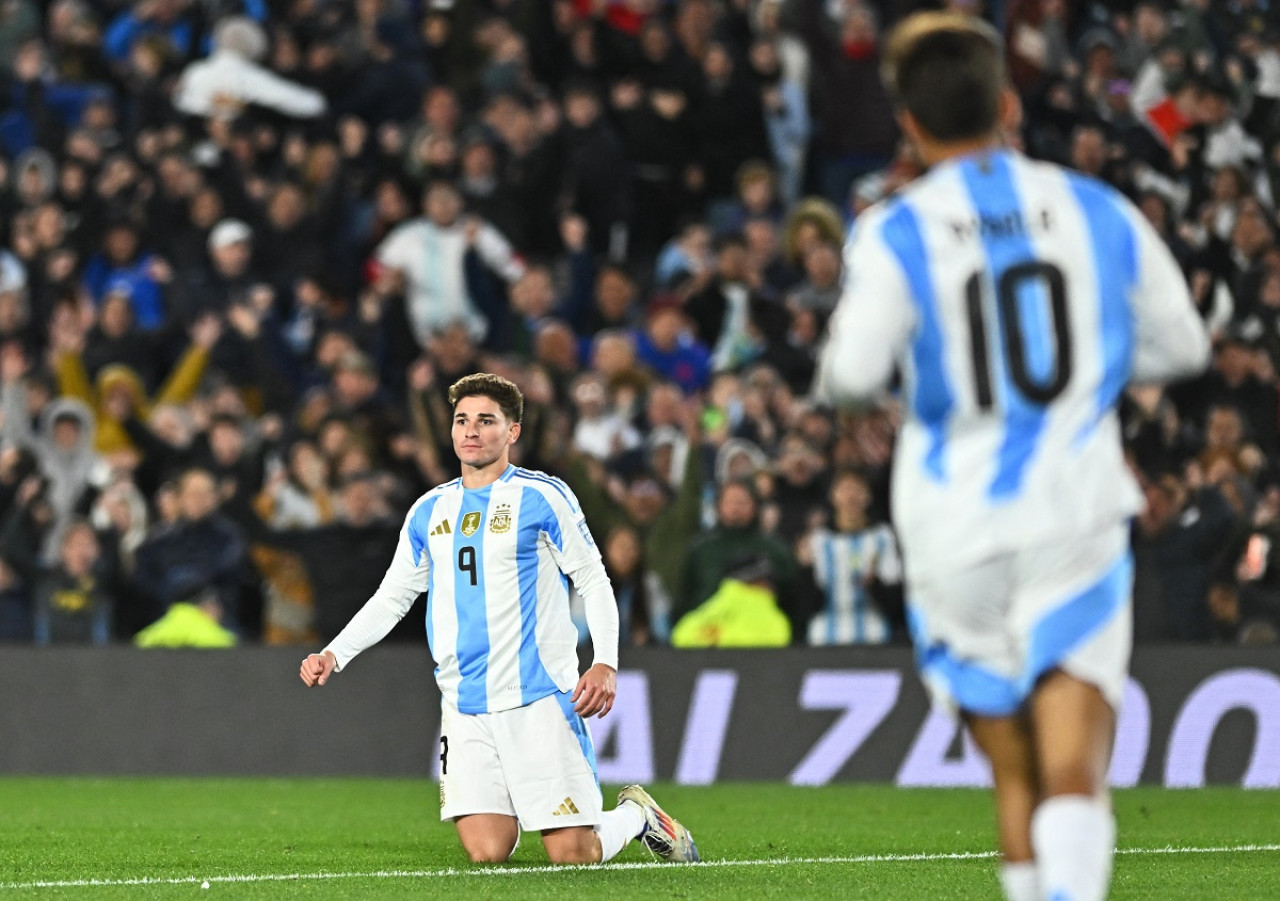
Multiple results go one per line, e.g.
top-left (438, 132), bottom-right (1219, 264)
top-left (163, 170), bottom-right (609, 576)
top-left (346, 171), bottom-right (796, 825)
top-left (816, 13), bottom-right (1209, 901)
top-left (301, 373), bottom-right (697, 865)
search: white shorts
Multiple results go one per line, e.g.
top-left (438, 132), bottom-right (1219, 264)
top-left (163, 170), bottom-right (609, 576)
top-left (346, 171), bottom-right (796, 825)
top-left (438, 691), bottom-right (603, 831)
top-left (906, 523), bottom-right (1132, 718)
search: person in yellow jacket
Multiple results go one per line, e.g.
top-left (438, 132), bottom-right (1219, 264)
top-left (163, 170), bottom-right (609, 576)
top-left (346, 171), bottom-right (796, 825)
top-left (49, 306), bottom-right (222, 456)
top-left (134, 591), bottom-right (238, 649)
top-left (671, 556), bottom-right (791, 648)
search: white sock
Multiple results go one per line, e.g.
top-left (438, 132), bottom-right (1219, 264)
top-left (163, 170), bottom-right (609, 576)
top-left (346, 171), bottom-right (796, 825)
top-left (594, 802), bottom-right (646, 863)
top-left (999, 860), bottom-right (1039, 901)
top-left (1031, 796), bottom-right (1116, 901)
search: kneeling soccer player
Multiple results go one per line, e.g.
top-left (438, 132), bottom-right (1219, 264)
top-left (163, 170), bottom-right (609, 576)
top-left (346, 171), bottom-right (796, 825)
top-left (301, 372), bottom-right (697, 865)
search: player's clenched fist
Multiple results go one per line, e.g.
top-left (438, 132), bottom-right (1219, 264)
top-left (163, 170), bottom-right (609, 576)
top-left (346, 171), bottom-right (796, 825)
top-left (300, 650), bottom-right (337, 687)
top-left (572, 663), bottom-right (617, 718)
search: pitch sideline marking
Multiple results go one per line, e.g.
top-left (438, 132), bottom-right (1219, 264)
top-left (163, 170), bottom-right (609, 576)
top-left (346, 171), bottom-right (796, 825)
top-left (2, 843), bottom-right (1278, 890)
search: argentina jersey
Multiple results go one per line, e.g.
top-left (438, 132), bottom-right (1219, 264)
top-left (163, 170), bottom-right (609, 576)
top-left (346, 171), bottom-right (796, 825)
top-left (409, 465), bottom-right (602, 714)
top-left (807, 524), bottom-right (902, 646)
top-left (817, 149), bottom-right (1209, 576)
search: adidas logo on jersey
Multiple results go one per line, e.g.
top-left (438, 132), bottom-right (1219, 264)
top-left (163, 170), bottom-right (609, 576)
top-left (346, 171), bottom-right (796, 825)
top-left (551, 797), bottom-right (580, 816)
top-left (430, 520), bottom-right (452, 536)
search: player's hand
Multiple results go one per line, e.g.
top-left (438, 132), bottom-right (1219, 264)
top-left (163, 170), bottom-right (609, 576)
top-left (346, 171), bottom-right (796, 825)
top-left (300, 650), bottom-right (337, 687)
top-left (572, 663), bottom-right (616, 719)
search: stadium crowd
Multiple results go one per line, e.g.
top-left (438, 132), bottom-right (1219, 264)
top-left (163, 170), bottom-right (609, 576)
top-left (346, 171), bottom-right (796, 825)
top-left (1, 0), bottom-right (1279, 649)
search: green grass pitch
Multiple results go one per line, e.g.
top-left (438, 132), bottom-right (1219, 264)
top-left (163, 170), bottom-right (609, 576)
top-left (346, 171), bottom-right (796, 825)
top-left (1, 780), bottom-right (1277, 898)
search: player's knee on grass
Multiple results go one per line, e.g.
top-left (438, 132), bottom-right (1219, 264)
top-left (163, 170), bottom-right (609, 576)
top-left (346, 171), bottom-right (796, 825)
top-left (456, 816), bottom-right (519, 863)
top-left (461, 837), bottom-right (518, 864)
top-left (541, 826), bottom-right (601, 865)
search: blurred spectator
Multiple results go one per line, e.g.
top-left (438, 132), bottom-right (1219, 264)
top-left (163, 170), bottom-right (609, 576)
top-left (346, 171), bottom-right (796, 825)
top-left (685, 232), bottom-right (768, 372)
top-left (173, 16), bottom-right (324, 120)
top-left (787, 238), bottom-right (842, 319)
top-left (748, 34), bottom-right (811, 206)
top-left (570, 370), bottom-right (640, 462)
top-left (676, 478), bottom-right (798, 638)
top-left (564, 395), bottom-right (703, 615)
top-left (791, 0), bottom-right (897, 205)
top-left (634, 294), bottom-right (711, 394)
top-left (133, 586), bottom-right (238, 647)
top-left (131, 466), bottom-right (251, 636)
top-left (0, 255), bottom-right (33, 350)
top-left (1174, 328), bottom-right (1280, 458)
top-left (771, 430), bottom-right (828, 539)
top-left (1133, 467), bottom-right (1238, 641)
top-left (603, 522), bottom-right (669, 646)
top-left (671, 553), bottom-right (791, 648)
top-left (102, 0), bottom-right (198, 66)
top-left (244, 470), bottom-right (402, 643)
top-left (81, 220), bottom-right (170, 331)
top-left (797, 468), bottom-right (903, 645)
top-left (1214, 486), bottom-right (1280, 644)
top-left (374, 180), bottom-right (524, 346)
top-left (560, 80), bottom-right (630, 258)
top-left (33, 517), bottom-right (114, 645)
top-left (176, 218), bottom-right (262, 322)
top-left (2, 343), bottom-right (109, 559)
top-left (609, 71), bottom-right (698, 259)
top-left (51, 307), bottom-right (220, 456)
top-left (693, 41), bottom-right (773, 202)
top-left (0, 0), bottom-right (39, 76)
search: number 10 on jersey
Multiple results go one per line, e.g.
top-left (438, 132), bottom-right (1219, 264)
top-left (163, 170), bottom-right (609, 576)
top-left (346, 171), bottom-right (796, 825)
top-left (964, 261), bottom-right (1072, 411)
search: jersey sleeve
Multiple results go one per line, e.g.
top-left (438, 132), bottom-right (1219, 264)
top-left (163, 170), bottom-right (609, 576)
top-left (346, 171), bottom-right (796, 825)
top-left (325, 500), bottom-right (432, 670)
top-left (476, 223), bottom-right (527, 283)
top-left (810, 531), bottom-right (830, 588)
top-left (375, 223), bottom-right (417, 271)
top-left (814, 212), bottom-right (917, 406)
top-left (542, 484), bottom-right (619, 671)
top-left (1125, 205), bottom-right (1211, 384)
top-left (874, 527), bottom-right (903, 584)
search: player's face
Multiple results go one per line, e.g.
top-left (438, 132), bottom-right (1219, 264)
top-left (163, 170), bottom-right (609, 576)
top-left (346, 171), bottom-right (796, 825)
top-left (452, 396), bottom-right (519, 473)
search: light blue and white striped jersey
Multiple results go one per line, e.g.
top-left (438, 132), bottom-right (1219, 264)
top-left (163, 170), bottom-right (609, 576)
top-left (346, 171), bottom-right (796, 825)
top-left (325, 465), bottom-right (619, 714)
top-left (817, 149), bottom-right (1209, 577)
top-left (807, 524), bottom-right (902, 646)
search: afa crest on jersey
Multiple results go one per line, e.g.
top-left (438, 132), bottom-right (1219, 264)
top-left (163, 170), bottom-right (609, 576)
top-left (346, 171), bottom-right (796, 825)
top-left (489, 504), bottom-right (512, 534)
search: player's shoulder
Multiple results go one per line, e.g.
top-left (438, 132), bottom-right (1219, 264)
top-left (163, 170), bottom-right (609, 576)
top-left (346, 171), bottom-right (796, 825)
top-left (1053, 160), bottom-right (1125, 202)
top-left (381, 216), bottom-right (427, 246)
top-left (425, 477), bottom-right (463, 498)
top-left (850, 167), bottom-right (972, 252)
top-left (871, 521), bottom-right (898, 542)
top-left (1016, 153), bottom-right (1137, 219)
top-left (507, 467), bottom-right (580, 509)
top-left (408, 478), bottom-right (461, 514)
top-left (846, 192), bottom-right (910, 245)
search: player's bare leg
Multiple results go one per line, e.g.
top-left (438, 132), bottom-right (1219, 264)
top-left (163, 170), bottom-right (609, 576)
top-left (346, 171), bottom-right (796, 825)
top-left (1031, 669), bottom-right (1115, 798)
top-left (1028, 669), bottom-right (1118, 901)
top-left (539, 788), bottom-right (696, 865)
top-left (454, 814), bottom-right (520, 863)
top-left (964, 712), bottom-right (1040, 901)
top-left (541, 825), bottom-right (603, 864)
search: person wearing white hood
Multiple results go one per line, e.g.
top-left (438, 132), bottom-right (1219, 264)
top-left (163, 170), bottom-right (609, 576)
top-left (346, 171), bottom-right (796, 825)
top-left (172, 16), bottom-right (326, 120)
top-left (28, 398), bottom-right (110, 563)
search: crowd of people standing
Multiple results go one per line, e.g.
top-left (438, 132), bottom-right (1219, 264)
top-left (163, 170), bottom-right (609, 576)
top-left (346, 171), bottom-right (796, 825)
top-left (1, 0), bottom-right (1279, 648)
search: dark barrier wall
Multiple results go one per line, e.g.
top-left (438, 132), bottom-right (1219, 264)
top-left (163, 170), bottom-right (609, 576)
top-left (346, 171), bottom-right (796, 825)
top-left (2, 646), bottom-right (1278, 786)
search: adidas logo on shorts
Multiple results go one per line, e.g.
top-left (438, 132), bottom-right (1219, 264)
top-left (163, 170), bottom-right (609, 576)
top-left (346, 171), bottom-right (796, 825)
top-left (551, 797), bottom-right (580, 816)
